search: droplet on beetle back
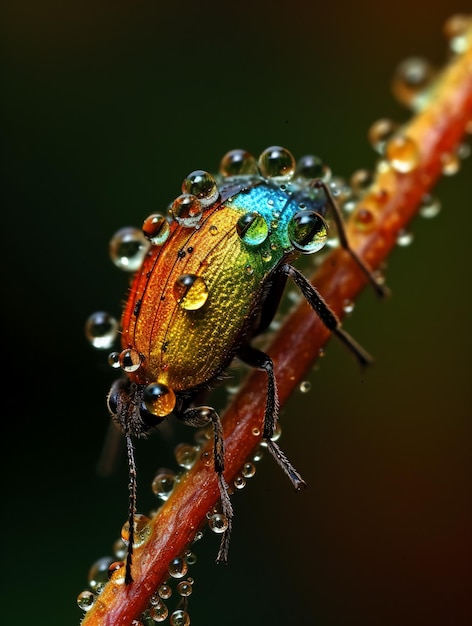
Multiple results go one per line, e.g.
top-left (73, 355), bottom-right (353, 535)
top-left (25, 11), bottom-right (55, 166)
top-left (353, 207), bottom-right (375, 231)
top-left (220, 149), bottom-right (258, 176)
top-left (368, 118), bottom-right (398, 154)
top-left (295, 154), bottom-right (331, 181)
top-left (142, 213), bottom-right (171, 245)
top-left (170, 194), bottom-right (202, 227)
top-left (182, 170), bottom-right (219, 206)
top-left (175, 443), bottom-right (199, 469)
top-left (209, 512), bottom-right (229, 533)
top-left (109, 226), bottom-right (150, 271)
top-left (121, 514), bottom-right (151, 548)
top-left (144, 382), bottom-right (176, 417)
top-left (392, 57), bottom-right (436, 109)
top-left (349, 169), bottom-right (374, 195)
top-left (88, 556), bottom-right (114, 590)
top-left (241, 461), bottom-right (256, 478)
top-left (173, 274), bottom-right (209, 310)
top-left (419, 194), bottom-right (441, 218)
top-left (288, 210), bottom-right (328, 253)
top-left (441, 152), bottom-right (460, 176)
top-left (177, 580), bottom-right (193, 597)
top-left (396, 228), bottom-right (414, 246)
top-left (151, 470), bottom-right (176, 500)
top-left (149, 603), bottom-right (169, 622)
top-left (444, 14), bottom-right (472, 54)
top-left (170, 609), bottom-right (191, 626)
top-left (299, 380), bottom-right (311, 393)
top-left (85, 311), bottom-right (119, 349)
top-left (77, 590), bottom-right (95, 612)
top-left (258, 146), bottom-right (296, 181)
top-left (236, 211), bottom-right (269, 246)
top-left (385, 135), bottom-right (420, 173)
top-left (168, 557), bottom-right (188, 579)
top-left (119, 348), bottom-right (142, 372)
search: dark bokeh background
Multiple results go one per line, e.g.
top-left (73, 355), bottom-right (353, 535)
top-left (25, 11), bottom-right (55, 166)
top-left (2, 1), bottom-right (471, 625)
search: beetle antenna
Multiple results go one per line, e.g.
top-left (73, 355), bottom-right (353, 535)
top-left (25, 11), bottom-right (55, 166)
top-left (125, 433), bottom-right (137, 584)
top-left (311, 179), bottom-right (389, 299)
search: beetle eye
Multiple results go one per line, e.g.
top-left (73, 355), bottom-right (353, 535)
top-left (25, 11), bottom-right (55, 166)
top-left (258, 146), bottom-right (296, 181)
top-left (182, 170), bottom-right (219, 207)
top-left (143, 382), bottom-right (176, 417)
top-left (288, 210), bottom-right (328, 254)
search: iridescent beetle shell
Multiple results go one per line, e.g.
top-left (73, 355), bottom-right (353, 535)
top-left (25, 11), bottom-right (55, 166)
top-left (120, 147), bottom-right (329, 412)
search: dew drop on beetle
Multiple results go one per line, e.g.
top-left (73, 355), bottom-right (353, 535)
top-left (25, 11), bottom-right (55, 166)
top-left (77, 590), bottom-right (95, 612)
top-left (151, 470), bottom-right (176, 500)
top-left (170, 609), bottom-right (191, 626)
top-left (142, 213), bottom-right (171, 245)
top-left (144, 382), bottom-right (177, 417)
top-left (385, 135), bottom-right (420, 173)
top-left (392, 57), bottom-right (436, 110)
top-left (88, 556), bottom-right (115, 590)
top-left (119, 348), bottom-right (142, 373)
top-left (419, 193), bottom-right (441, 218)
top-left (236, 211), bottom-right (269, 246)
top-left (85, 311), bottom-right (119, 349)
top-left (219, 149), bottom-right (258, 177)
top-left (209, 512), bottom-right (229, 534)
top-left (443, 14), bottom-right (472, 54)
top-left (288, 210), bottom-right (328, 253)
top-left (170, 194), bottom-right (203, 227)
top-left (174, 443), bottom-right (199, 469)
top-left (182, 170), bottom-right (219, 206)
top-left (177, 580), bottom-right (193, 597)
top-left (295, 154), bottom-right (331, 182)
top-left (367, 118), bottom-right (398, 154)
top-left (258, 146), bottom-right (296, 181)
top-left (109, 226), bottom-right (150, 272)
top-left (168, 557), bottom-right (188, 579)
top-left (108, 351), bottom-right (121, 368)
top-left (173, 274), bottom-right (209, 310)
top-left (149, 603), bottom-right (169, 622)
top-left (158, 583), bottom-right (172, 599)
top-left (121, 514), bottom-right (151, 548)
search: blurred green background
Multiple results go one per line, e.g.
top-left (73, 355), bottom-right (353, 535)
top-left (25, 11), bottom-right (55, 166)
top-left (2, 1), bottom-right (471, 625)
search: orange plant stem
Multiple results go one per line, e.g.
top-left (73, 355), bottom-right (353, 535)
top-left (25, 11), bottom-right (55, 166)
top-left (82, 31), bottom-right (472, 626)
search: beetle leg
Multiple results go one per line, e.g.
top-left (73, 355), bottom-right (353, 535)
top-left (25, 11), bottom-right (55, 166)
top-left (180, 406), bottom-right (233, 564)
top-left (238, 344), bottom-right (306, 491)
top-left (281, 263), bottom-right (373, 366)
top-left (311, 179), bottom-right (389, 299)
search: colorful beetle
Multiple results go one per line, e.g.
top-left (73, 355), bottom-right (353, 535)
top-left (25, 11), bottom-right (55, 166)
top-left (105, 146), bottom-right (385, 583)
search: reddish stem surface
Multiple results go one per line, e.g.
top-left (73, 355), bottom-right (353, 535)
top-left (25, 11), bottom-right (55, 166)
top-left (82, 33), bottom-right (472, 626)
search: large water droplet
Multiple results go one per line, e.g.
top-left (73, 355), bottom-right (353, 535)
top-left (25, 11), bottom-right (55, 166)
top-left (177, 580), bottom-right (193, 597)
top-left (119, 348), bottom-right (142, 372)
top-left (170, 194), bottom-right (202, 227)
top-left (295, 154), bottom-right (331, 181)
top-left (142, 213), bottom-right (171, 245)
top-left (419, 194), bottom-right (441, 219)
top-left (392, 57), bottom-right (436, 109)
top-left (109, 226), bottom-right (150, 271)
top-left (77, 590), bottom-right (95, 612)
top-left (151, 470), bottom-right (176, 500)
top-left (88, 556), bottom-right (114, 591)
top-left (175, 443), bottom-right (199, 469)
top-left (220, 149), bottom-right (258, 177)
top-left (173, 274), bottom-right (209, 310)
top-left (288, 211), bottom-right (328, 253)
top-left (441, 152), bottom-right (461, 176)
top-left (144, 382), bottom-right (176, 417)
top-left (236, 212), bottom-right (269, 246)
top-left (258, 146), bottom-right (296, 181)
top-left (85, 312), bottom-right (119, 349)
top-left (182, 170), bottom-right (219, 206)
top-left (367, 118), bottom-right (398, 154)
top-left (170, 609), bottom-right (191, 626)
top-left (121, 514), bottom-right (151, 547)
top-left (149, 603), bottom-right (169, 622)
top-left (168, 557), bottom-right (188, 579)
top-left (444, 14), bottom-right (472, 54)
top-left (208, 512), bottom-right (229, 534)
top-left (385, 135), bottom-right (420, 173)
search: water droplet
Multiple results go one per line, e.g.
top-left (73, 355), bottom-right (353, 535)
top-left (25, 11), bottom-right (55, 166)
top-left (392, 57), bottom-right (436, 109)
top-left (88, 556), bottom-right (114, 590)
top-left (119, 348), bottom-right (142, 373)
top-left (209, 512), bottom-right (229, 534)
top-left (77, 590), bottom-right (95, 612)
top-left (158, 583), bottom-right (172, 599)
top-left (185, 552), bottom-right (197, 565)
top-left (233, 475), bottom-right (246, 490)
top-left (173, 274), bottom-right (209, 310)
top-left (241, 461), bottom-right (256, 478)
top-left (175, 443), bottom-right (199, 469)
top-left (367, 118), bottom-right (398, 154)
top-left (209, 224), bottom-right (218, 235)
top-left (168, 557), bottom-right (188, 579)
top-left (182, 170), bottom-right (219, 206)
top-left (295, 154), bottom-right (331, 181)
top-left (144, 382), bottom-right (176, 417)
top-left (299, 380), bottom-right (311, 393)
top-left (149, 603), bottom-right (169, 622)
top-left (441, 152), bottom-right (460, 176)
top-left (444, 14), bottom-right (472, 54)
top-left (151, 470), bottom-right (176, 500)
top-left (349, 169), bottom-right (374, 195)
top-left (220, 149), bottom-right (258, 176)
top-left (258, 146), bottom-right (296, 181)
top-left (177, 580), bottom-right (193, 597)
top-left (288, 210), bottom-right (328, 254)
top-left (109, 226), bottom-right (150, 272)
top-left (108, 560), bottom-right (125, 579)
top-left (396, 229), bottom-right (414, 246)
top-left (113, 538), bottom-right (127, 560)
top-left (353, 207), bottom-right (375, 231)
top-left (236, 212), bottom-right (269, 246)
top-left (85, 311), bottom-right (119, 349)
top-left (252, 426), bottom-right (261, 437)
top-left (252, 446), bottom-right (264, 462)
top-left (142, 213), bottom-right (171, 245)
top-left (121, 514), bottom-right (151, 547)
top-left (107, 351), bottom-right (120, 368)
top-left (245, 264), bottom-right (254, 275)
top-left (261, 249), bottom-right (272, 262)
top-left (170, 194), bottom-right (203, 227)
top-left (385, 135), bottom-right (420, 173)
top-left (200, 450), bottom-right (212, 466)
top-left (170, 609), bottom-right (191, 626)
top-left (419, 194), bottom-right (441, 218)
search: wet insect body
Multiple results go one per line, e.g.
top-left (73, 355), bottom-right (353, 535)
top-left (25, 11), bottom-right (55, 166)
top-left (106, 147), bottom-right (384, 583)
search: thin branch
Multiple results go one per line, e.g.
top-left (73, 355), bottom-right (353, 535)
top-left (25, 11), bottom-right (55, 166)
top-left (81, 26), bottom-right (472, 626)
